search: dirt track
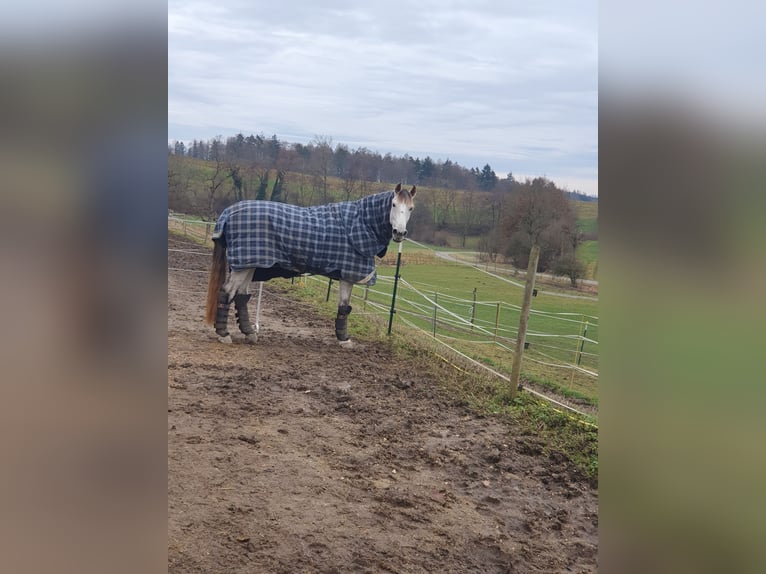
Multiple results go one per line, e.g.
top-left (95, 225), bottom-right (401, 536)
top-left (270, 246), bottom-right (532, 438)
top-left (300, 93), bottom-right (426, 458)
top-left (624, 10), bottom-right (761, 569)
top-left (168, 234), bottom-right (598, 573)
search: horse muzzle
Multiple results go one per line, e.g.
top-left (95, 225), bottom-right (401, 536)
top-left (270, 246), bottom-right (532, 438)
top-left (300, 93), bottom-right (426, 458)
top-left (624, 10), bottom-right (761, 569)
top-left (392, 230), bottom-right (407, 242)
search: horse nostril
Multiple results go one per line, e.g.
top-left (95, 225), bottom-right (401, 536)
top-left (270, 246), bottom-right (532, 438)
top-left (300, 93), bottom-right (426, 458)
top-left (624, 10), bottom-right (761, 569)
top-left (402, 230), bottom-right (407, 236)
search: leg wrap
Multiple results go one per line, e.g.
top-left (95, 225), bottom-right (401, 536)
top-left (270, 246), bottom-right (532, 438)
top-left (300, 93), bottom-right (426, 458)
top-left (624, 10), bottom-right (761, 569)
top-left (334, 305), bottom-right (352, 341)
top-left (234, 293), bottom-right (255, 335)
top-left (215, 290), bottom-right (230, 337)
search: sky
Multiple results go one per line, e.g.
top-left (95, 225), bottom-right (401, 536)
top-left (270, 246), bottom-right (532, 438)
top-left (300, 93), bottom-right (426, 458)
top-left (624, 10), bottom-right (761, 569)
top-left (168, 0), bottom-right (598, 196)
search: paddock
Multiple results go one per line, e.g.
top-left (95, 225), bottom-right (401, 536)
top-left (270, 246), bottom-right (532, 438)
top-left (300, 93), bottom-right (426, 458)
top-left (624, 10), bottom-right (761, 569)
top-left (168, 234), bottom-right (597, 573)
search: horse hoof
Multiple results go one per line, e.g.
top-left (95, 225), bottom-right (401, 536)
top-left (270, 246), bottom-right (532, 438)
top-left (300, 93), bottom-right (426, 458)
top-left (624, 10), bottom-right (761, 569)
top-left (244, 333), bottom-right (258, 344)
top-left (217, 334), bottom-right (233, 344)
top-left (338, 339), bottom-right (354, 349)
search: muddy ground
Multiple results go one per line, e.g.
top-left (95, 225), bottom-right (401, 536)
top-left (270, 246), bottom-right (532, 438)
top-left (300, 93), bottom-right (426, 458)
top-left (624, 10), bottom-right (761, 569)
top-left (168, 234), bottom-right (598, 573)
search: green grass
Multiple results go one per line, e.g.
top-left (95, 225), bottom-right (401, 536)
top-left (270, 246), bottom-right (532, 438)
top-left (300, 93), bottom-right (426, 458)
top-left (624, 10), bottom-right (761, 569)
top-left (577, 240), bottom-right (599, 280)
top-left (574, 200), bottom-right (598, 235)
top-left (573, 200), bottom-right (598, 280)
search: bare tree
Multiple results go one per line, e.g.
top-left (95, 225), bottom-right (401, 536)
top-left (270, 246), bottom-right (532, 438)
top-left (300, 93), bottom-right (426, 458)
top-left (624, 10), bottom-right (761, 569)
top-left (253, 166), bottom-right (270, 200)
top-left (340, 151), bottom-right (362, 200)
top-left (228, 162), bottom-right (244, 201)
top-left (273, 146), bottom-right (296, 203)
top-left (206, 137), bottom-right (229, 218)
top-left (310, 135), bottom-right (333, 203)
top-left (502, 177), bottom-right (571, 401)
top-left (458, 189), bottom-right (480, 248)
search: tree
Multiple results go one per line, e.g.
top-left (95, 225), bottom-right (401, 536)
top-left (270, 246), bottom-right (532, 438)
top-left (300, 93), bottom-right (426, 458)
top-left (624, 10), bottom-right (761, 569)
top-left (552, 254), bottom-right (586, 287)
top-left (500, 177), bottom-right (571, 266)
top-left (477, 163), bottom-right (498, 190)
top-left (254, 168), bottom-right (269, 200)
top-left (270, 170), bottom-right (285, 202)
top-left (415, 156), bottom-right (435, 183)
top-left (550, 216), bottom-right (584, 286)
top-left (501, 177), bottom-right (571, 401)
top-left (334, 143), bottom-right (350, 178)
top-left (206, 137), bottom-right (229, 217)
top-left (310, 135), bottom-right (333, 203)
top-left (458, 190), bottom-right (480, 248)
top-left (228, 163), bottom-right (244, 201)
top-left (168, 155), bottom-right (185, 210)
top-left (273, 145), bottom-right (296, 203)
top-left (225, 133), bottom-right (245, 160)
top-left (478, 232), bottom-right (500, 265)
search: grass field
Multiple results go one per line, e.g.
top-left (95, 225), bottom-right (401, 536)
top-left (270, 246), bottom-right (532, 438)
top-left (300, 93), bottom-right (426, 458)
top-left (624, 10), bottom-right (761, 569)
top-left (573, 200), bottom-right (598, 280)
top-left (575, 200), bottom-right (598, 235)
top-left (577, 240), bottom-right (599, 280)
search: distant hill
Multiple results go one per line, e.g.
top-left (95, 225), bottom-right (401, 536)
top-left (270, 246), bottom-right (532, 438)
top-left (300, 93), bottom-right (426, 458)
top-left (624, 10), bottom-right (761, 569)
top-left (566, 190), bottom-right (598, 202)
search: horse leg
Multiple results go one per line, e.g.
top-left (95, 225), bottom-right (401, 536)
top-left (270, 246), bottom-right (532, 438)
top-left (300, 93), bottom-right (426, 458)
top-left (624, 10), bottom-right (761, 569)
top-left (335, 280), bottom-right (354, 345)
top-left (216, 269), bottom-right (254, 344)
top-left (233, 269), bottom-right (257, 344)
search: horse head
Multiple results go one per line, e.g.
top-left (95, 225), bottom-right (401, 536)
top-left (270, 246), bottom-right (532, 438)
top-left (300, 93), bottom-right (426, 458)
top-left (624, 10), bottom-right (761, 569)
top-left (390, 183), bottom-right (417, 242)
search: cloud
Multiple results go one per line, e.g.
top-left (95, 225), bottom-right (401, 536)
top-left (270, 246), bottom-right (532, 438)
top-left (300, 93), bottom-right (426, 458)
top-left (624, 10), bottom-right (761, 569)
top-left (168, 0), bottom-right (598, 195)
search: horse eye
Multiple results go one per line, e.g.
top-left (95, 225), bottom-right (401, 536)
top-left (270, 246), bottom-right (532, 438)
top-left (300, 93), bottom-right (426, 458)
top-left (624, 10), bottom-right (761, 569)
top-left (393, 203), bottom-right (397, 208)
top-left (409, 207), bottom-right (413, 212)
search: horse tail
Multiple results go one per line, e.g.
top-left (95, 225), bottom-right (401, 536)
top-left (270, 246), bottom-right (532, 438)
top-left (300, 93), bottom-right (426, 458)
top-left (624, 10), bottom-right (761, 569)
top-left (205, 239), bottom-right (227, 325)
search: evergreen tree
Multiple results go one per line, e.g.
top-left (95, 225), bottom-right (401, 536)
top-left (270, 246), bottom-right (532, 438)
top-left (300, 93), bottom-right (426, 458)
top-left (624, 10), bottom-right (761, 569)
top-left (478, 163), bottom-right (498, 190)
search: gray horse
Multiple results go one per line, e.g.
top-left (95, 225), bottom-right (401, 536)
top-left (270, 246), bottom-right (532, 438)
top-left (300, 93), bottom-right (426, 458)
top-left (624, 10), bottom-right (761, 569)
top-left (205, 184), bottom-right (416, 345)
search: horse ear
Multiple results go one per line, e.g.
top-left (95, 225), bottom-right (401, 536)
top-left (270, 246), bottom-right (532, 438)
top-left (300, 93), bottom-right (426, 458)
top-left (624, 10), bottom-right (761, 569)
top-left (395, 183), bottom-right (402, 193)
top-left (409, 185), bottom-right (416, 197)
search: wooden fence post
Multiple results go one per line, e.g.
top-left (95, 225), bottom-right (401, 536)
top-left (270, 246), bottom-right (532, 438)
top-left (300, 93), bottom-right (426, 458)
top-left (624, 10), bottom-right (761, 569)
top-left (508, 244), bottom-right (540, 401)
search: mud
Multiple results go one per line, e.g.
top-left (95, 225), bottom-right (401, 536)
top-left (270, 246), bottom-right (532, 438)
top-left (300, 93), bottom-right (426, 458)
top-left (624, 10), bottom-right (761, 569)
top-left (168, 234), bottom-right (598, 573)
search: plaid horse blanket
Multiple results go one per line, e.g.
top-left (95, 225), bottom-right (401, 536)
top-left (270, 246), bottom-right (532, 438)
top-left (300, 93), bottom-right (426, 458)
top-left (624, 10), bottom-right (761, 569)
top-left (212, 191), bottom-right (394, 285)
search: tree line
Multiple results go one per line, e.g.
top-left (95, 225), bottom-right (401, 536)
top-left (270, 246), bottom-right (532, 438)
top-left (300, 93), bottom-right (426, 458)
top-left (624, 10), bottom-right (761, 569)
top-left (170, 133), bottom-right (504, 195)
top-left (168, 133), bottom-right (596, 285)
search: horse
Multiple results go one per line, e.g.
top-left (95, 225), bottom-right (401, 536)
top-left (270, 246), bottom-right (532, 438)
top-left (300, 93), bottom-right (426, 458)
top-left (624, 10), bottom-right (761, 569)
top-left (204, 183), bottom-right (416, 345)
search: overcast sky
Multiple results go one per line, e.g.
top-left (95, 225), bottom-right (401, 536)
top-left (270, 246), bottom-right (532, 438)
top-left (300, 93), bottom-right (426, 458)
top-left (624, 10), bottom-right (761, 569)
top-left (168, 0), bottom-right (598, 196)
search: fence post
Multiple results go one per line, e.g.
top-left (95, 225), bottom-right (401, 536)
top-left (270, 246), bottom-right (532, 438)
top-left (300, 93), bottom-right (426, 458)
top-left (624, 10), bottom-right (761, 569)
top-left (325, 279), bottom-right (333, 302)
top-left (508, 243), bottom-right (540, 401)
top-left (387, 241), bottom-right (404, 336)
top-left (572, 316), bottom-right (584, 364)
top-left (470, 287), bottom-right (477, 332)
top-left (364, 285), bottom-right (369, 310)
top-left (577, 321), bottom-right (589, 366)
top-left (183, 219), bottom-right (187, 236)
